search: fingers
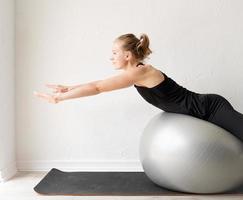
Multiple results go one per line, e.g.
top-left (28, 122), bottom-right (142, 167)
top-left (45, 84), bottom-right (61, 90)
top-left (33, 91), bottom-right (59, 104)
top-left (33, 91), bottom-right (56, 100)
top-left (46, 84), bottom-right (68, 93)
top-left (33, 91), bottom-right (50, 98)
top-left (45, 84), bottom-right (61, 93)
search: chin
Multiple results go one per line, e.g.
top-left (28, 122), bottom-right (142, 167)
top-left (114, 65), bottom-right (122, 70)
top-left (117, 66), bottom-right (124, 70)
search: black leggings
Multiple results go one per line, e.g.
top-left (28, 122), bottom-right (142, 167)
top-left (205, 94), bottom-right (243, 142)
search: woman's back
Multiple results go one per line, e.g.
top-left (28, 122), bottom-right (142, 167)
top-left (134, 66), bottom-right (210, 120)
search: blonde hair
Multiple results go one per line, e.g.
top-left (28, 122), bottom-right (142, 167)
top-left (116, 33), bottom-right (152, 61)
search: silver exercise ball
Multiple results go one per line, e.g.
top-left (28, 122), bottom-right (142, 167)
top-left (139, 112), bottom-right (243, 194)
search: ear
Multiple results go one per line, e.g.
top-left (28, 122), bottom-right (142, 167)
top-left (124, 51), bottom-right (132, 61)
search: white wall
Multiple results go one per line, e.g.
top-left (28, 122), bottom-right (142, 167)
top-left (15, 0), bottom-right (243, 171)
top-left (0, 0), bottom-right (17, 181)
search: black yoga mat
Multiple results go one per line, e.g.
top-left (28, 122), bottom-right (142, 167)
top-left (34, 168), bottom-right (243, 196)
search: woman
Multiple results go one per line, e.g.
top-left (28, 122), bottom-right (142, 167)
top-left (34, 33), bottom-right (243, 142)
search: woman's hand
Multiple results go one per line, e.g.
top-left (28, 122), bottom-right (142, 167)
top-left (45, 84), bottom-right (71, 93)
top-left (33, 91), bottom-right (61, 104)
top-left (33, 84), bottom-right (71, 104)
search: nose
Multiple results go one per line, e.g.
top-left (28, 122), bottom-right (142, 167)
top-left (110, 57), bottom-right (114, 61)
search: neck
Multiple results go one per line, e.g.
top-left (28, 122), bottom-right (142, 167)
top-left (124, 60), bottom-right (143, 70)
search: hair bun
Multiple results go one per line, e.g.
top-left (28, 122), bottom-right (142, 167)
top-left (116, 33), bottom-right (152, 61)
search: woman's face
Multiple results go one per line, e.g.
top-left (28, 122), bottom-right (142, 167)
top-left (110, 40), bottom-right (128, 69)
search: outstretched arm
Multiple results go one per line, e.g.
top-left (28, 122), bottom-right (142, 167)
top-left (60, 73), bottom-right (135, 100)
top-left (34, 68), bottom-right (145, 104)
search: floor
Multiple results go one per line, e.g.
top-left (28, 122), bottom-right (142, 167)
top-left (0, 171), bottom-right (242, 200)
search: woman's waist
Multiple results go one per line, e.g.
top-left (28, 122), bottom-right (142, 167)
top-left (158, 92), bottom-right (209, 118)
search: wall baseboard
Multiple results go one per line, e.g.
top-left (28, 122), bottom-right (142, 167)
top-left (0, 162), bottom-right (17, 182)
top-left (17, 160), bottom-right (144, 172)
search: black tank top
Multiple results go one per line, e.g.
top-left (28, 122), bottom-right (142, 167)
top-left (134, 63), bottom-right (209, 120)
